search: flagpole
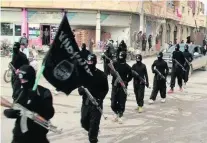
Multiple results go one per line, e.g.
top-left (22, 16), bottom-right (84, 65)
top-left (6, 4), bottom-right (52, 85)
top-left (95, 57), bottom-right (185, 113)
top-left (32, 49), bottom-right (49, 91)
top-left (32, 64), bottom-right (45, 91)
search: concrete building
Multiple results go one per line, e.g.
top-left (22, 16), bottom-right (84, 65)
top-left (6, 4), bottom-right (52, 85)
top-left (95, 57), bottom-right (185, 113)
top-left (0, 0), bottom-right (206, 50)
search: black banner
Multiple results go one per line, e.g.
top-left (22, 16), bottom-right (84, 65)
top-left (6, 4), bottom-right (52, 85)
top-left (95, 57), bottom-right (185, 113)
top-left (43, 14), bottom-right (92, 95)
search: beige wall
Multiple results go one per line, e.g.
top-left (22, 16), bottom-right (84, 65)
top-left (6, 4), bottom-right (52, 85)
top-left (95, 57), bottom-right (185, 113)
top-left (165, 0), bottom-right (206, 28)
top-left (1, 0), bottom-right (142, 13)
top-left (2, 0), bottom-right (205, 27)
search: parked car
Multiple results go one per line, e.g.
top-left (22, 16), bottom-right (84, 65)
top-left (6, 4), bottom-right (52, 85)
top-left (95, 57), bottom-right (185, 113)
top-left (163, 44), bottom-right (207, 76)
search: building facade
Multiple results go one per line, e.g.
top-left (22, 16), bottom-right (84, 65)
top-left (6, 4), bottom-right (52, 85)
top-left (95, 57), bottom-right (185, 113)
top-left (1, 0), bottom-right (206, 49)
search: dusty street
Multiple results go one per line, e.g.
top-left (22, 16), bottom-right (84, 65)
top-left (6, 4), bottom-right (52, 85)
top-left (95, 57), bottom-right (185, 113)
top-left (1, 56), bottom-right (207, 143)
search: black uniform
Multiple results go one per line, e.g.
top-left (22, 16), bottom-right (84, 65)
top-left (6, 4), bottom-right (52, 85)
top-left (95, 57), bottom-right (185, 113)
top-left (4, 65), bottom-right (54, 143)
top-left (183, 45), bottom-right (193, 83)
top-left (102, 47), bottom-right (112, 76)
top-left (170, 44), bottom-right (185, 90)
top-left (150, 52), bottom-right (169, 100)
top-left (78, 54), bottom-right (108, 143)
top-left (148, 35), bottom-right (152, 50)
top-left (80, 43), bottom-right (91, 60)
top-left (11, 42), bottom-right (29, 99)
top-left (132, 54), bottom-right (149, 107)
top-left (111, 52), bottom-right (132, 117)
top-left (116, 40), bottom-right (127, 58)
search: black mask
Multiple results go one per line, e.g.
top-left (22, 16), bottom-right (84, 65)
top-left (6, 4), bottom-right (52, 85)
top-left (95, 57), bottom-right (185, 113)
top-left (82, 43), bottom-right (86, 50)
top-left (13, 42), bottom-right (20, 54)
top-left (136, 54), bottom-right (142, 64)
top-left (18, 65), bottom-right (36, 90)
top-left (158, 57), bottom-right (162, 61)
top-left (87, 54), bottom-right (97, 72)
top-left (175, 44), bottom-right (180, 51)
top-left (118, 52), bottom-right (126, 63)
top-left (184, 45), bottom-right (189, 52)
top-left (157, 52), bottom-right (163, 61)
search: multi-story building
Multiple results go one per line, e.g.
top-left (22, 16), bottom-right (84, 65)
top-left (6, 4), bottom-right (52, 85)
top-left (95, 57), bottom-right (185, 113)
top-left (1, 0), bottom-right (206, 49)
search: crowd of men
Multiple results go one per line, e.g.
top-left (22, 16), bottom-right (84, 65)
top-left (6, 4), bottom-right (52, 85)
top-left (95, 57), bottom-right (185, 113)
top-left (2, 34), bottom-right (205, 143)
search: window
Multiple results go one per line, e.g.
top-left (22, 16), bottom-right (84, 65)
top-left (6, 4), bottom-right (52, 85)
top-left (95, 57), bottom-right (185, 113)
top-left (1, 23), bottom-right (13, 36)
top-left (15, 25), bottom-right (21, 36)
top-left (182, 6), bottom-right (185, 13)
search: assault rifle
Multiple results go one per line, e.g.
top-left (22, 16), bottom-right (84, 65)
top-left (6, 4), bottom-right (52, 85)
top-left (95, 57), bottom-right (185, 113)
top-left (102, 53), bottom-right (128, 96)
top-left (81, 86), bottom-right (107, 120)
top-left (131, 70), bottom-right (150, 88)
top-left (172, 59), bottom-right (186, 72)
top-left (184, 58), bottom-right (191, 67)
top-left (154, 69), bottom-right (170, 85)
top-left (1, 97), bottom-right (62, 134)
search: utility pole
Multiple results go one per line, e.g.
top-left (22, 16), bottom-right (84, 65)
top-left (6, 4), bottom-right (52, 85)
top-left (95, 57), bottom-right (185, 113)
top-left (140, 0), bottom-right (144, 32)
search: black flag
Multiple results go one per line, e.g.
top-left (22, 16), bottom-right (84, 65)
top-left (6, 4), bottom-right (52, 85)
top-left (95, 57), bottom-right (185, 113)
top-left (43, 14), bottom-right (92, 95)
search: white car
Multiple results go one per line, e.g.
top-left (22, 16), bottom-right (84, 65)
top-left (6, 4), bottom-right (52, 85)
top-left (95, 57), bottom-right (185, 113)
top-left (163, 44), bottom-right (207, 76)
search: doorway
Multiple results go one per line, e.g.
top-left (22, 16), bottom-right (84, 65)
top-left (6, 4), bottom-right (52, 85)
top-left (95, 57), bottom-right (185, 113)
top-left (159, 25), bottom-right (163, 46)
top-left (166, 24), bottom-right (171, 43)
top-left (42, 25), bottom-right (50, 45)
top-left (173, 26), bottom-right (177, 44)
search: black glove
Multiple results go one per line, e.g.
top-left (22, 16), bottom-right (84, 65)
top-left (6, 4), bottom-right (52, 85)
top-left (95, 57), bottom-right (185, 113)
top-left (4, 109), bottom-right (20, 119)
top-left (78, 87), bottom-right (85, 96)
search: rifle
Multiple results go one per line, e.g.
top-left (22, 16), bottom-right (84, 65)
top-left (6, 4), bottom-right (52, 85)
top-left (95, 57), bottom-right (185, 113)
top-left (102, 54), bottom-right (128, 96)
top-left (102, 53), bottom-right (111, 62)
top-left (172, 59), bottom-right (186, 72)
top-left (184, 58), bottom-right (191, 67)
top-left (81, 86), bottom-right (107, 120)
top-left (154, 69), bottom-right (170, 85)
top-left (131, 70), bottom-right (150, 88)
top-left (1, 97), bottom-right (62, 134)
top-left (9, 62), bottom-right (16, 72)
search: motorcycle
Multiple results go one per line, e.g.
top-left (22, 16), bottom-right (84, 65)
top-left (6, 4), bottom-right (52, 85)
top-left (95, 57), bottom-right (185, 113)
top-left (3, 57), bottom-right (38, 83)
top-left (3, 64), bottom-right (12, 83)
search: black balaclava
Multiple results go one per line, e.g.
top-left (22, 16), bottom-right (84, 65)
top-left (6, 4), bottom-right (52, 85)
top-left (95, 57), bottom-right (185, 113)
top-left (136, 54), bottom-right (142, 64)
top-left (175, 44), bottom-right (180, 51)
top-left (184, 44), bottom-right (189, 52)
top-left (157, 52), bottom-right (163, 61)
top-left (118, 51), bottom-right (126, 63)
top-left (18, 65), bottom-right (36, 89)
top-left (13, 42), bottom-right (20, 54)
top-left (87, 54), bottom-right (97, 72)
top-left (81, 43), bottom-right (86, 51)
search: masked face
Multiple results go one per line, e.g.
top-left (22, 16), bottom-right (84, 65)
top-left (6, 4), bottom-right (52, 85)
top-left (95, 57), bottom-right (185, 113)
top-left (157, 52), bottom-right (163, 61)
top-left (157, 56), bottom-right (162, 61)
top-left (136, 55), bottom-right (142, 63)
top-left (82, 44), bottom-right (86, 50)
top-left (118, 53), bottom-right (126, 63)
top-left (184, 45), bottom-right (188, 52)
top-left (87, 55), bottom-right (97, 71)
top-left (13, 42), bottom-right (20, 54)
top-left (175, 44), bottom-right (180, 51)
top-left (18, 66), bottom-right (36, 89)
